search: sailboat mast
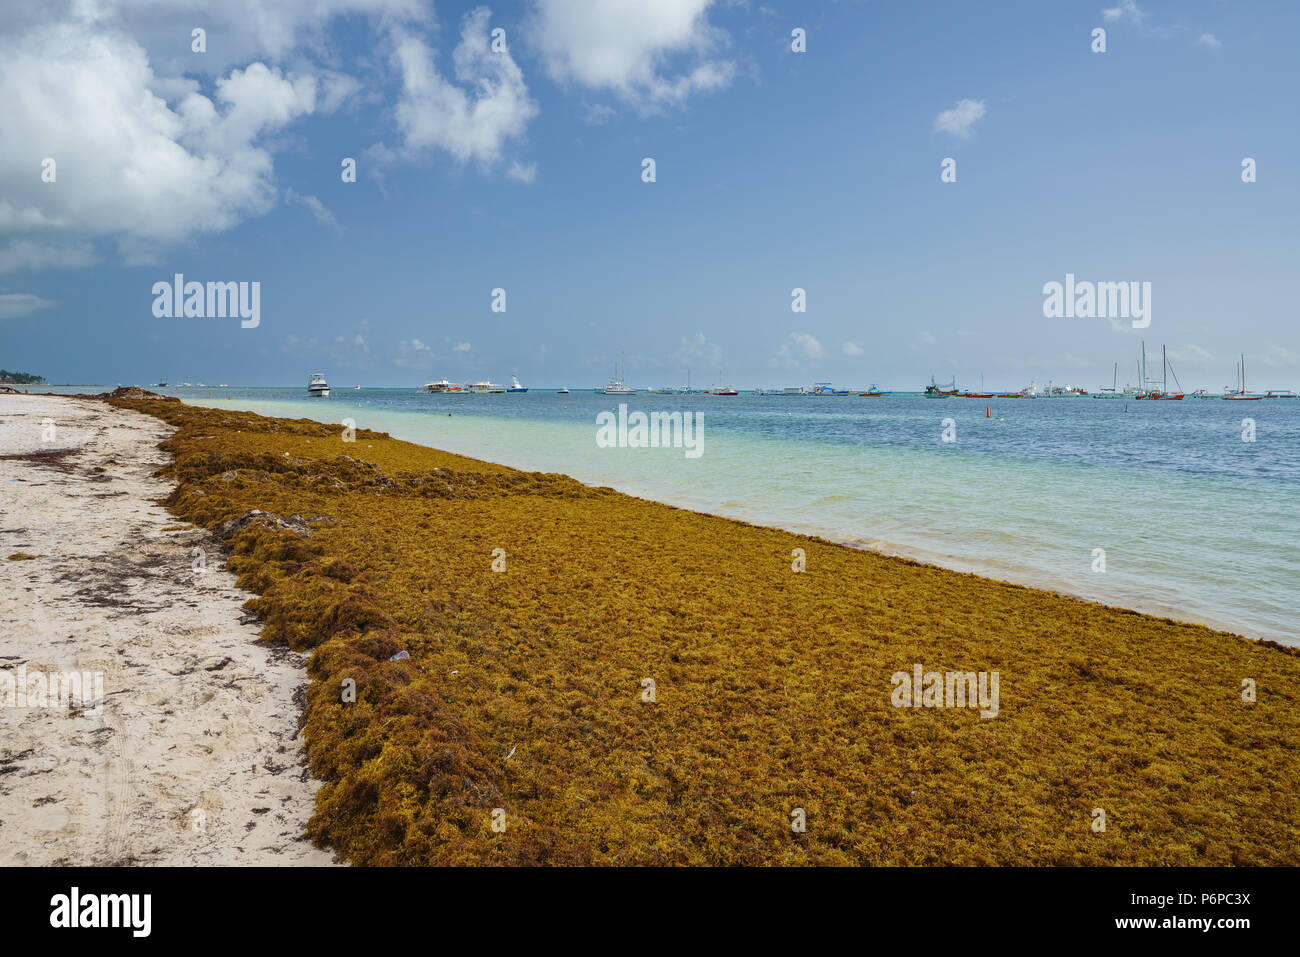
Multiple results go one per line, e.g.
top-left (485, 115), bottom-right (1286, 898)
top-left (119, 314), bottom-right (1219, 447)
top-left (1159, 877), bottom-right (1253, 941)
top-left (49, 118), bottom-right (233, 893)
top-left (1163, 345), bottom-right (1167, 394)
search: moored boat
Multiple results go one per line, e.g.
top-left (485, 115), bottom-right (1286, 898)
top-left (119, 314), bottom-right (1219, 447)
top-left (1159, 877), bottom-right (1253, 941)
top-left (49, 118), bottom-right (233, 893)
top-left (420, 379), bottom-right (465, 394)
top-left (307, 373), bottom-right (330, 397)
top-left (1224, 355), bottom-right (1263, 400)
top-left (603, 354), bottom-right (637, 394)
top-left (924, 376), bottom-right (959, 397)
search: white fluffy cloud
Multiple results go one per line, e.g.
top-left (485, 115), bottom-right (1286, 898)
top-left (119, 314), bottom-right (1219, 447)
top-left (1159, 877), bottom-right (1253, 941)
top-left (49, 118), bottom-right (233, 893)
top-left (285, 188), bottom-right (342, 232)
top-left (76, 0), bottom-right (427, 75)
top-left (530, 0), bottom-right (735, 111)
top-left (0, 18), bottom-right (324, 271)
top-left (842, 341), bottom-right (864, 357)
top-left (0, 2), bottom-right (533, 274)
top-left (772, 331), bottom-right (824, 367)
top-left (390, 8), bottom-right (538, 165)
top-left (1102, 1), bottom-right (1145, 24)
top-left (507, 161), bottom-right (539, 184)
top-left (0, 293), bottom-right (57, 321)
top-left (934, 98), bottom-right (986, 139)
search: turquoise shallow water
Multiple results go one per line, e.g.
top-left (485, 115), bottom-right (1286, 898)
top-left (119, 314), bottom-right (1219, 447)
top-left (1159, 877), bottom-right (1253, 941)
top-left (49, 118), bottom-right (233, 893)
top-left (62, 385), bottom-right (1298, 644)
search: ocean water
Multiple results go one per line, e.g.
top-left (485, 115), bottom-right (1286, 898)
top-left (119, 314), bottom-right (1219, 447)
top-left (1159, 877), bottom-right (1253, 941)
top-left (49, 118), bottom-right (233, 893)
top-left (54, 385), bottom-right (1299, 644)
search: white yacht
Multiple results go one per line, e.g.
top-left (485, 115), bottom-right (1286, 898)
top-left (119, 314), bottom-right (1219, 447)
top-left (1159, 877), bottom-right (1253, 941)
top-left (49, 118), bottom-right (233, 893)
top-left (602, 353), bottom-right (636, 395)
top-left (308, 373), bottom-right (330, 397)
top-left (420, 379), bottom-right (465, 394)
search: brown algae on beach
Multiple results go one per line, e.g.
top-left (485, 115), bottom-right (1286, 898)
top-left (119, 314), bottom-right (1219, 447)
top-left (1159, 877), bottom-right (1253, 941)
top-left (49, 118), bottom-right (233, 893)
top-left (104, 394), bottom-right (1300, 865)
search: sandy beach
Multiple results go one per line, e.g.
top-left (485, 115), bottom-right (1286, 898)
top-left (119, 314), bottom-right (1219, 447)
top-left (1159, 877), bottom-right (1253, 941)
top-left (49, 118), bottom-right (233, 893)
top-left (0, 394), bottom-right (332, 865)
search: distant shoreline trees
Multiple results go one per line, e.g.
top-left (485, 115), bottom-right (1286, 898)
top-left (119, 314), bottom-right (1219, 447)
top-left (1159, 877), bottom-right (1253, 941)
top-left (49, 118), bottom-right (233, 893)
top-left (0, 370), bottom-right (45, 383)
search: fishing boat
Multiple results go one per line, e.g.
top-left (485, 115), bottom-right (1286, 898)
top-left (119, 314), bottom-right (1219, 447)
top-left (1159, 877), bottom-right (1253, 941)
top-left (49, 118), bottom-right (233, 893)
top-left (781, 386), bottom-right (807, 395)
top-left (924, 376), bottom-right (959, 397)
top-left (307, 373), bottom-right (330, 397)
top-left (810, 381), bottom-right (850, 395)
top-left (603, 354), bottom-right (636, 395)
top-left (1223, 355), bottom-right (1262, 400)
top-left (508, 375), bottom-right (528, 393)
top-left (467, 380), bottom-right (506, 394)
top-left (1264, 389), bottom-right (1298, 399)
top-left (557, 387), bottom-right (570, 394)
top-left (858, 384), bottom-right (886, 396)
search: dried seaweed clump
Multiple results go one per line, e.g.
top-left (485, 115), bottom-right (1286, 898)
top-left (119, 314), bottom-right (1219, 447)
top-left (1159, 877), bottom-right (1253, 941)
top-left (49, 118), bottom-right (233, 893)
top-left (100, 394), bottom-right (1300, 866)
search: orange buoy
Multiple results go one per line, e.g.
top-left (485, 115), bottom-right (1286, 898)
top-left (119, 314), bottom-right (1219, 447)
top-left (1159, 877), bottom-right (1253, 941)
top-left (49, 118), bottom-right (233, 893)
top-left (986, 405), bottom-right (990, 417)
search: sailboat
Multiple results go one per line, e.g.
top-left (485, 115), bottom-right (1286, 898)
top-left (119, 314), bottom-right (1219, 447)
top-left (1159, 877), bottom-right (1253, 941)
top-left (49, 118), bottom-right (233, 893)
top-left (1094, 363), bottom-right (1123, 398)
top-left (1223, 355), bottom-right (1262, 400)
top-left (603, 353), bottom-right (636, 395)
top-left (1149, 345), bottom-right (1185, 399)
top-left (708, 368), bottom-right (738, 395)
top-left (1133, 342), bottom-right (1183, 398)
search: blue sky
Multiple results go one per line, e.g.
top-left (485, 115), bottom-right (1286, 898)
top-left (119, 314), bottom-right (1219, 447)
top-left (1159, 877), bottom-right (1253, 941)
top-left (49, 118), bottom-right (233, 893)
top-left (2, 0), bottom-right (1298, 390)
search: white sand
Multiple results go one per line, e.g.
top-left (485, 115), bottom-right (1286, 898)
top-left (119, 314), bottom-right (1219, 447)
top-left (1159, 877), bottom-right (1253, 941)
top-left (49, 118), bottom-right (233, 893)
top-left (0, 394), bottom-right (334, 865)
